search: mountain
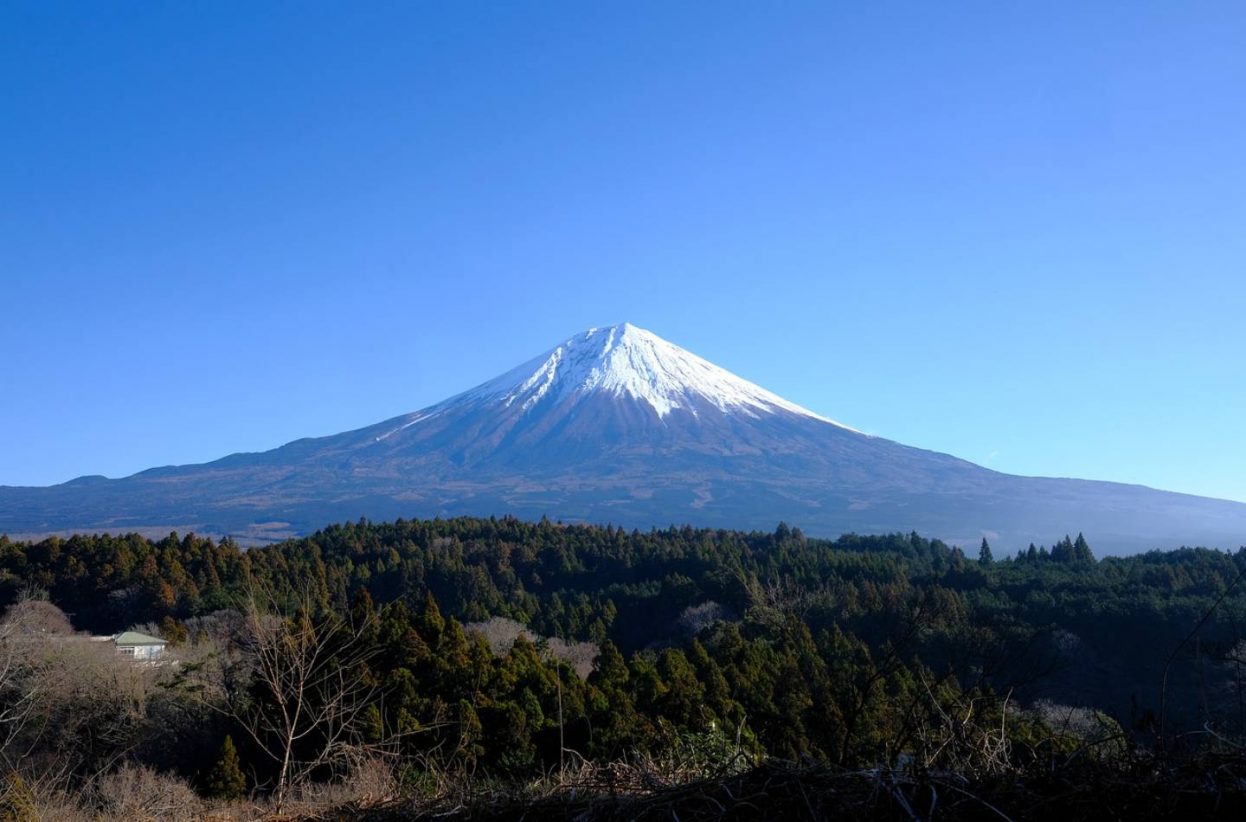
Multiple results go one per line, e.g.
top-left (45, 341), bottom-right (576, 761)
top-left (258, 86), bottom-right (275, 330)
top-left (3, 323), bottom-right (1245, 554)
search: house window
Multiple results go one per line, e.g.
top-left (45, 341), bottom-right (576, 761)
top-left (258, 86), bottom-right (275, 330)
top-left (119, 646), bottom-right (135, 656)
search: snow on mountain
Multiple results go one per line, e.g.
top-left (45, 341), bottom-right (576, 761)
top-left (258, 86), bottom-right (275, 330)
top-left (453, 322), bottom-right (857, 428)
top-left (5, 322), bottom-right (1246, 556)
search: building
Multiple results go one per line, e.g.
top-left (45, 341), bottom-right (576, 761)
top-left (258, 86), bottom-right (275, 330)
top-left (110, 631), bottom-right (167, 661)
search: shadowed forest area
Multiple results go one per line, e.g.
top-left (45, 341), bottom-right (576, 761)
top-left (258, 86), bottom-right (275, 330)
top-left (0, 516), bottom-right (1244, 819)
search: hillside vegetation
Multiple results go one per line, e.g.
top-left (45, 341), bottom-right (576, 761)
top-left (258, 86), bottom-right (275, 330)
top-left (0, 517), bottom-right (1244, 818)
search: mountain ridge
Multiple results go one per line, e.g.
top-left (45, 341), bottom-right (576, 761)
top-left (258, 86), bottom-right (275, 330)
top-left (2, 323), bottom-right (1245, 555)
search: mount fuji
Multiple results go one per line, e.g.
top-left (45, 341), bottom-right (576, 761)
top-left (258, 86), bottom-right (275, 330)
top-left (3, 323), bottom-right (1245, 555)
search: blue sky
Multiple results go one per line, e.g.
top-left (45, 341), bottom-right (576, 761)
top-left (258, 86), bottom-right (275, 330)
top-left (2, 2), bottom-right (1245, 502)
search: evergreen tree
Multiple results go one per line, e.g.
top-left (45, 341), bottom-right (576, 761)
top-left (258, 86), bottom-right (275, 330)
top-left (1051, 535), bottom-right (1075, 562)
top-left (590, 640), bottom-right (630, 691)
top-left (587, 640), bottom-right (642, 755)
top-left (417, 590), bottom-right (446, 640)
top-left (159, 615), bottom-right (188, 646)
top-left (204, 735), bottom-right (247, 800)
top-left (1073, 532), bottom-right (1094, 562)
top-left (978, 537), bottom-right (993, 565)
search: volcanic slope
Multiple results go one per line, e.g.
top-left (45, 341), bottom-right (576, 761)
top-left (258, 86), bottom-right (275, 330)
top-left (3, 323), bottom-right (1244, 554)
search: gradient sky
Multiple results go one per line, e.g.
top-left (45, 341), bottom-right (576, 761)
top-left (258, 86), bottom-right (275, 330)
top-left (3, 2), bottom-right (1245, 503)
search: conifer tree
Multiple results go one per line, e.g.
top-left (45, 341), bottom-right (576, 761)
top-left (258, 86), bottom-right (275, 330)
top-left (159, 615), bottom-right (188, 645)
top-left (978, 537), bottom-right (993, 565)
top-left (204, 735), bottom-right (247, 800)
top-left (1073, 532), bottom-right (1094, 562)
top-left (417, 591), bottom-right (445, 640)
top-left (590, 640), bottom-right (630, 691)
top-left (1051, 535), bottom-right (1075, 562)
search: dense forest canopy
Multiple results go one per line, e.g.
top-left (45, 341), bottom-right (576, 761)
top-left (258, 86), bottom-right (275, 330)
top-left (2, 518), bottom-right (1244, 726)
top-left (0, 516), bottom-right (1244, 814)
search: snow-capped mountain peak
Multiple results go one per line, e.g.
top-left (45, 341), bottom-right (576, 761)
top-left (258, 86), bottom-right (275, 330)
top-left (458, 323), bottom-right (853, 428)
top-left (10, 323), bottom-right (1246, 557)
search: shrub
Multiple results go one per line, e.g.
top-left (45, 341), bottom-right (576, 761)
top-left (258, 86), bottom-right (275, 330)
top-left (94, 765), bottom-right (203, 822)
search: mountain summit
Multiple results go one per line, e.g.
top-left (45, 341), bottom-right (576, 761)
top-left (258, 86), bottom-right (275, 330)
top-left (3, 324), bottom-right (1245, 554)
top-left (361, 322), bottom-right (856, 464)
top-left (455, 322), bottom-right (844, 424)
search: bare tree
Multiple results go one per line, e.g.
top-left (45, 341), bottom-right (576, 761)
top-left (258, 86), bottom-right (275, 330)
top-left (0, 615), bottom-right (44, 766)
top-left (465, 616), bottom-right (599, 679)
top-left (226, 587), bottom-right (380, 812)
top-left (1, 595), bottom-right (75, 638)
top-left (0, 598), bottom-right (172, 788)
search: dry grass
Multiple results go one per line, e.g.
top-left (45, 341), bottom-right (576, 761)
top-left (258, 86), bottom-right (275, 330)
top-left (0, 755), bottom-right (400, 822)
top-left (92, 764), bottom-right (207, 821)
top-left (320, 750), bottom-right (1246, 822)
top-left (5, 748), bottom-right (1246, 821)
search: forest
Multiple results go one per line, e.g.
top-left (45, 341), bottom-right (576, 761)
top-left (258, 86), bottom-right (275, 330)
top-left (0, 517), bottom-right (1244, 819)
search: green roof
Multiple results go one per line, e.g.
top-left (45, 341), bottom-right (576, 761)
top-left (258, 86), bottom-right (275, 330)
top-left (113, 631), bottom-right (167, 646)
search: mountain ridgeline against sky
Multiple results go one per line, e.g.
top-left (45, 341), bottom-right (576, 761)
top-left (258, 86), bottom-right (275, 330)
top-left (3, 323), bottom-right (1244, 554)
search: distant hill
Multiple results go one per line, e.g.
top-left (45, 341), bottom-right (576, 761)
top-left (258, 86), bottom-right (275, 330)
top-left (2, 322), bottom-right (1244, 555)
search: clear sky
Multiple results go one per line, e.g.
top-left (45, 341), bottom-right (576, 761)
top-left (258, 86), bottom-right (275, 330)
top-left (2, 2), bottom-right (1245, 502)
